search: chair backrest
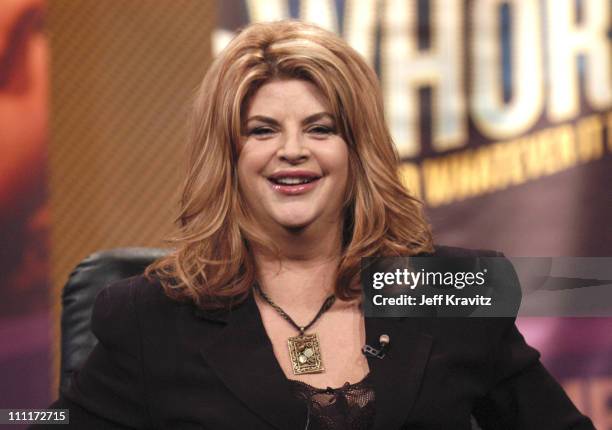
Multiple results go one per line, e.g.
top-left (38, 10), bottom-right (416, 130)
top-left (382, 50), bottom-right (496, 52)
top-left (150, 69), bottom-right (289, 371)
top-left (59, 247), bottom-right (170, 393)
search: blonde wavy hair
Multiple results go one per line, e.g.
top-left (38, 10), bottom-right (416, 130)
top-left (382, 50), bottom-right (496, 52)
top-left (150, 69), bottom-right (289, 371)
top-left (146, 20), bottom-right (433, 310)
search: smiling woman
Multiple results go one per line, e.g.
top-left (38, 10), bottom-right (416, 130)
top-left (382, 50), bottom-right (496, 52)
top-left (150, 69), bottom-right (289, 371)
top-left (34, 19), bottom-right (594, 430)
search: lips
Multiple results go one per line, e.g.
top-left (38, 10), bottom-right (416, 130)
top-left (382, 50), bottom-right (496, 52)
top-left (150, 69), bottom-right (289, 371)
top-left (266, 171), bottom-right (322, 195)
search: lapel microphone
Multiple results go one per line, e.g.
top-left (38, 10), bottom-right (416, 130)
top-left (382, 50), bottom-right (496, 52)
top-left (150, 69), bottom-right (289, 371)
top-left (362, 334), bottom-right (390, 359)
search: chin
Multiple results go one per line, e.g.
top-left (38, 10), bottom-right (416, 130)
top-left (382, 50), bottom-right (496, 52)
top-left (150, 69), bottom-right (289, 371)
top-left (268, 207), bottom-right (315, 226)
top-left (270, 212), bottom-right (317, 230)
top-left (276, 218), bottom-right (312, 230)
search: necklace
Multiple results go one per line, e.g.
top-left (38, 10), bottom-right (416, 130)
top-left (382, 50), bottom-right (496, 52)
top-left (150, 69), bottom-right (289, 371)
top-left (253, 281), bottom-right (336, 375)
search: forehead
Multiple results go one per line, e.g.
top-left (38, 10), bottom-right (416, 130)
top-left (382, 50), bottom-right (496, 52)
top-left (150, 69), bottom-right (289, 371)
top-left (244, 79), bottom-right (332, 118)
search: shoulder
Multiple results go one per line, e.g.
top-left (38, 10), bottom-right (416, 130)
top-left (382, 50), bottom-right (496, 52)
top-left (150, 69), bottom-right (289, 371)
top-left (92, 274), bottom-right (164, 317)
top-left (93, 273), bottom-right (184, 311)
top-left (91, 274), bottom-right (186, 343)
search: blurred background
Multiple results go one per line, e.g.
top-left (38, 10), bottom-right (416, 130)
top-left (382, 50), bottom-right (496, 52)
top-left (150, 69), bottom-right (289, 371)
top-left (0, 0), bottom-right (610, 428)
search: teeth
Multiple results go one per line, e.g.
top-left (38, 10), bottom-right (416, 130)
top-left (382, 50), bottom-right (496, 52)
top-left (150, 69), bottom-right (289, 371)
top-left (275, 177), bottom-right (314, 185)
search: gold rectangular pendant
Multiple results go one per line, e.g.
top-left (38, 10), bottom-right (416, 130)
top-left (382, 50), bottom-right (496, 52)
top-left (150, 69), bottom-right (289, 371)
top-left (287, 333), bottom-right (325, 375)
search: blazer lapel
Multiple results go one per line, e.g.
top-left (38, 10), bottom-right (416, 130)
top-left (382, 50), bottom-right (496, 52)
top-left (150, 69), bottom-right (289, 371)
top-left (197, 290), bottom-right (433, 430)
top-left (365, 316), bottom-right (433, 430)
top-left (198, 290), bottom-right (307, 430)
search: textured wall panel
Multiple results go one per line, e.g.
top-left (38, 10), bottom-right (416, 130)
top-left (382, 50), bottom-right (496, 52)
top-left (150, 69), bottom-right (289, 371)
top-left (48, 0), bottom-right (215, 393)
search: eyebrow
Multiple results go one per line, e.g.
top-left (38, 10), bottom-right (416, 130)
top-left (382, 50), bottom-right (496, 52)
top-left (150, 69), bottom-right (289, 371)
top-left (245, 112), bottom-right (335, 126)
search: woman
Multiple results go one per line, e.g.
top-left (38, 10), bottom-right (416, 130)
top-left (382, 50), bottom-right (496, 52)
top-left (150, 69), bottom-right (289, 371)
top-left (36, 20), bottom-right (593, 429)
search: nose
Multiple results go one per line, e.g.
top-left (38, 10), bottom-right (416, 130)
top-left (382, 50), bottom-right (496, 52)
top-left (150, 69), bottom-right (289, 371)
top-left (277, 130), bottom-right (309, 163)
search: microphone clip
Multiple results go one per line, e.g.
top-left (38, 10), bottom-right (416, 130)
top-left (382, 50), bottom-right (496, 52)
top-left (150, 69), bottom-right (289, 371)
top-left (361, 334), bottom-right (390, 359)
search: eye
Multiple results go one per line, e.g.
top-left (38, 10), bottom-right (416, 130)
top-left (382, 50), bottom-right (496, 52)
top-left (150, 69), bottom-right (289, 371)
top-left (248, 126), bottom-right (276, 137)
top-left (307, 125), bottom-right (335, 135)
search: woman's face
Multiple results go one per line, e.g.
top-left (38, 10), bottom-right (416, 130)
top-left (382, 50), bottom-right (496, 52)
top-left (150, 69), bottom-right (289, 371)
top-left (237, 78), bottom-right (349, 234)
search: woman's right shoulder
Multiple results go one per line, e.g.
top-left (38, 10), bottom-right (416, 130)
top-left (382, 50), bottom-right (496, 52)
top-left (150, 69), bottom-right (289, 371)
top-left (94, 274), bottom-right (166, 311)
top-left (96, 274), bottom-right (231, 330)
top-left (96, 274), bottom-right (170, 306)
top-left (92, 274), bottom-right (189, 336)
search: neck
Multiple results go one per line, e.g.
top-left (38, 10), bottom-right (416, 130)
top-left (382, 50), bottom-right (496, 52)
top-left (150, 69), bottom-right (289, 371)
top-left (251, 219), bottom-right (344, 309)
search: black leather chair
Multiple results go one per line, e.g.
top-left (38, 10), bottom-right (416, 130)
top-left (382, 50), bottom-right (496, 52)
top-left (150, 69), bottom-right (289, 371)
top-left (59, 247), bottom-right (170, 393)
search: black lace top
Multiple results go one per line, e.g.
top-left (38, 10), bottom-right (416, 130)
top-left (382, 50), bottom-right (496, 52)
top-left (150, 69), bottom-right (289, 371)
top-left (288, 373), bottom-right (376, 430)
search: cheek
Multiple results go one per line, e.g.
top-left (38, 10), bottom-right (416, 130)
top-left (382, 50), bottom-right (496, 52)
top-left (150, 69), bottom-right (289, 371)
top-left (325, 144), bottom-right (351, 201)
top-left (236, 147), bottom-right (269, 189)
top-left (322, 143), bottom-right (350, 178)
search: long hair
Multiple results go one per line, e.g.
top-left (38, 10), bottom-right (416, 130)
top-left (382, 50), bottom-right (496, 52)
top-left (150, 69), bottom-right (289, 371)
top-left (146, 20), bottom-right (433, 310)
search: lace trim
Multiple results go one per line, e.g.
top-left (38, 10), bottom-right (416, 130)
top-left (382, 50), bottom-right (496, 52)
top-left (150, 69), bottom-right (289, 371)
top-left (288, 373), bottom-right (376, 430)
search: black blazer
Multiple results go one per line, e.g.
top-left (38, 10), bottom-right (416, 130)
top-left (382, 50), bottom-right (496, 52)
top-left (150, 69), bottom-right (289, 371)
top-left (35, 246), bottom-right (593, 429)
